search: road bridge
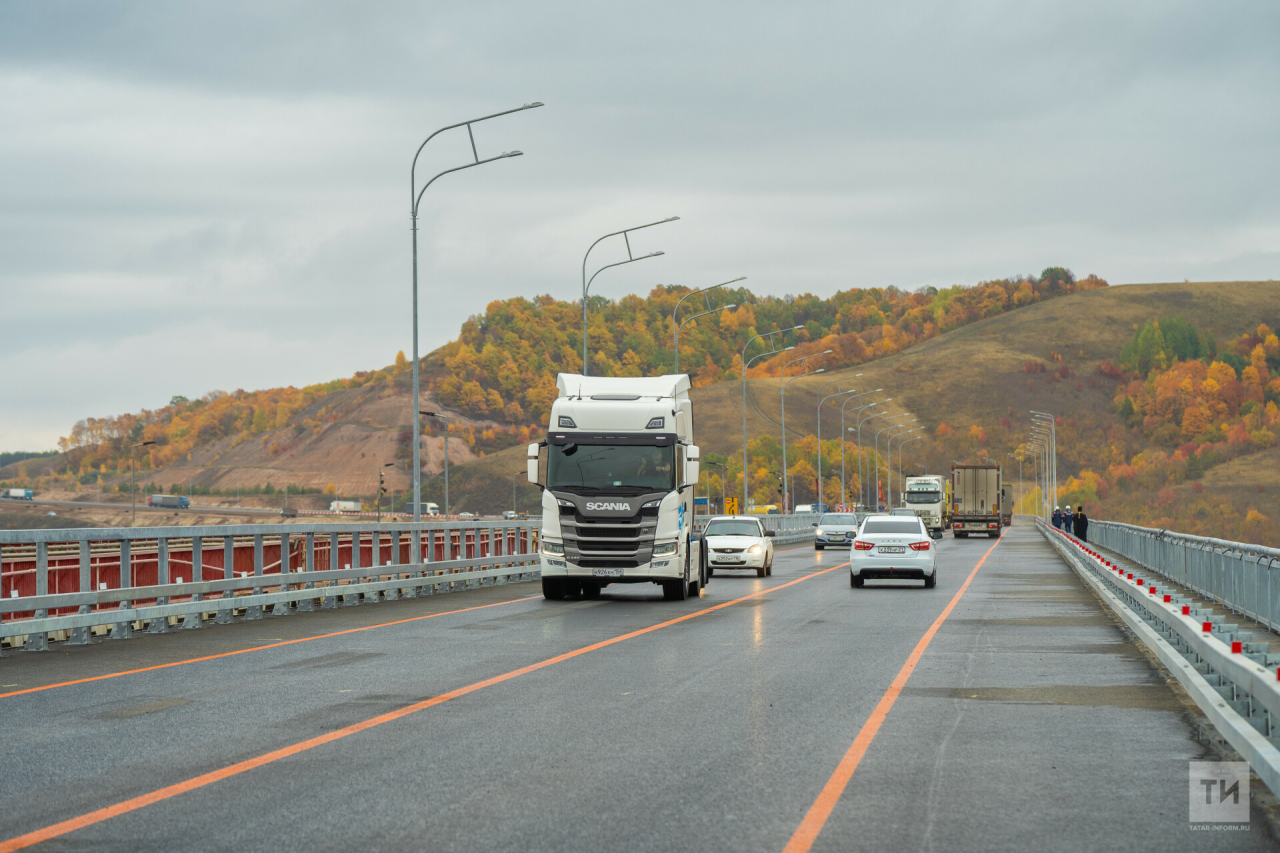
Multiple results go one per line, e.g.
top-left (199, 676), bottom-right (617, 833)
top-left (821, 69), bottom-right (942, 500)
top-left (1, 522), bottom-right (1275, 851)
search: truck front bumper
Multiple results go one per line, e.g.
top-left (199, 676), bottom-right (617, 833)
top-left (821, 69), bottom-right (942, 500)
top-left (540, 556), bottom-right (685, 582)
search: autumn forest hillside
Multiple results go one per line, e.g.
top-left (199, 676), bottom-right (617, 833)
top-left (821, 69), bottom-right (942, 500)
top-left (7, 275), bottom-right (1280, 546)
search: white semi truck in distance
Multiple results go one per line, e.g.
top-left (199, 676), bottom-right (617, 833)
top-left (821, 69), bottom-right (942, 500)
top-left (2, 488), bottom-right (34, 500)
top-left (528, 373), bottom-right (703, 602)
top-left (902, 475), bottom-right (950, 533)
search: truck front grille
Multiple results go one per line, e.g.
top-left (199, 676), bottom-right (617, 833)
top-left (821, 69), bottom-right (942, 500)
top-left (559, 505), bottom-right (659, 569)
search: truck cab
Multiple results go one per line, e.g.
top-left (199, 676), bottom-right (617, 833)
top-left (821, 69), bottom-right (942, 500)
top-left (529, 374), bottom-right (702, 601)
top-left (903, 475), bottom-right (948, 533)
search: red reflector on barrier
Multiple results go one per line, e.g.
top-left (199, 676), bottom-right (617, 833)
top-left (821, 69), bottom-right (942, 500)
top-left (1127, 573), bottom-right (1134, 579)
top-left (1203, 621), bottom-right (1214, 632)
top-left (1182, 605), bottom-right (1191, 615)
top-left (1231, 641), bottom-right (1243, 654)
top-left (1137, 579), bottom-right (1144, 586)
top-left (1163, 595), bottom-right (1171, 603)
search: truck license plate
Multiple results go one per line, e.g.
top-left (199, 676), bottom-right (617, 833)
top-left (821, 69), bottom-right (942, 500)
top-left (592, 568), bottom-right (623, 577)
top-left (877, 546), bottom-right (905, 554)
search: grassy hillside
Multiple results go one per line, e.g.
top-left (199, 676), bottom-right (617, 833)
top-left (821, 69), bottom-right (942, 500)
top-left (416, 281), bottom-right (1280, 543)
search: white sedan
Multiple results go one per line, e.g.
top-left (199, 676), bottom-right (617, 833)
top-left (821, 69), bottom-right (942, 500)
top-left (849, 515), bottom-right (941, 589)
top-left (702, 516), bottom-right (775, 578)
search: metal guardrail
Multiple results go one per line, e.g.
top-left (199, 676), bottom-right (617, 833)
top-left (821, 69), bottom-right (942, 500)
top-left (693, 513), bottom-right (818, 546)
top-left (1037, 519), bottom-right (1280, 795)
top-left (1088, 520), bottom-right (1280, 634)
top-left (0, 520), bottom-right (540, 654)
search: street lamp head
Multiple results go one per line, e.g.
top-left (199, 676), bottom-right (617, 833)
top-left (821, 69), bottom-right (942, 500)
top-left (501, 151), bottom-right (523, 158)
top-left (666, 216), bottom-right (680, 222)
top-left (647, 251), bottom-right (665, 258)
top-left (822, 349), bottom-right (833, 354)
top-left (723, 303), bottom-right (738, 310)
top-left (814, 369), bottom-right (825, 374)
top-left (523, 102), bottom-right (545, 109)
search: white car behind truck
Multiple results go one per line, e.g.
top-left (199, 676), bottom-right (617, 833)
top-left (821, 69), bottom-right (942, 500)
top-left (902, 475), bottom-right (948, 533)
top-left (528, 373), bottom-right (703, 602)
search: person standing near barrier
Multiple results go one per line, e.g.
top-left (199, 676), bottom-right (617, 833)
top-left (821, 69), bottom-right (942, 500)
top-left (1072, 505), bottom-right (1089, 542)
top-left (1052, 506), bottom-right (1063, 529)
top-left (1063, 505), bottom-right (1074, 531)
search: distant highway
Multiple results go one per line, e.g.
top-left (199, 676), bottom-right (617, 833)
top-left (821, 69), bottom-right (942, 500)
top-left (18, 497), bottom-right (493, 522)
top-left (0, 526), bottom-right (1272, 851)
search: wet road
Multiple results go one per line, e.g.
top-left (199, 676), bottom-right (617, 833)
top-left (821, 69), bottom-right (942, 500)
top-left (0, 526), bottom-right (1273, 852)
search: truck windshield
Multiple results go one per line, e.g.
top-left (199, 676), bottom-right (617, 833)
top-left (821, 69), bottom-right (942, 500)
top-left (905, 490), bottom-right (940, 504)
top-left (547, 444), bottom-right (675, 494)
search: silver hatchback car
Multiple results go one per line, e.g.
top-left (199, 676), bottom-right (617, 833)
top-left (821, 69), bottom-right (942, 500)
top-left (813, 512), bottom-right (860, 550)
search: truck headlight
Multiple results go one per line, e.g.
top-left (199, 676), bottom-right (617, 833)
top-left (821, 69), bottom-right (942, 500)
top-left (652, 542), bottom-right (678, 557)
top-left (542, 541), bottom-right (564, 556)
top-left (641, 499), bottom-right (662, 509)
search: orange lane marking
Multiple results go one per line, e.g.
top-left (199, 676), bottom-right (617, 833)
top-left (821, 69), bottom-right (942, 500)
top-left (781, 540), bottom-right (1001, 853)
top-left (0, 564), bottom-right (843, 852)
top-left (0, 595), bottom-right (542, 700)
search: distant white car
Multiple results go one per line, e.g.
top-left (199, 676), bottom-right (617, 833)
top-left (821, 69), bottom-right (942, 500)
top-left (850, 515), bottom-right (941, 589)
top-left (702, 516), bottom-right (775, 578)
top-left (458, 512), bottom-right (475, 518)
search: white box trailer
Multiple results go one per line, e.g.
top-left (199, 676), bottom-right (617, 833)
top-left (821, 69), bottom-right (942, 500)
top-left (329, 500), bottom-right (362, 513)
top-left (529, 373), bottom-right (702, 601)
top-left (951, 464), bottom-right (1002, 539)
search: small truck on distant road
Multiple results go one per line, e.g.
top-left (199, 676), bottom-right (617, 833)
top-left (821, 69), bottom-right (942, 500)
top-left (148, 494), bottom-right (190, 509)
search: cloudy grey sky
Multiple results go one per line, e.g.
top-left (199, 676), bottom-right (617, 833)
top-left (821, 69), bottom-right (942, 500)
top-left (3, 1), bottom-right (1278, 450)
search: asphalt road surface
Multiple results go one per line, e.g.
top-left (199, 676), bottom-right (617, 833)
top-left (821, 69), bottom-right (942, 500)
top-left (0, 526), bottom-right (1275, 852)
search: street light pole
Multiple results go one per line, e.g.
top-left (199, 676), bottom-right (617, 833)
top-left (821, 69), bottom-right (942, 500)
top-left (420, 411), bottom-right (451, 517)
top-left (780, 351), bottom-right (831, 513)
top-left (887, 427), bottom-right (922, 508)
top-left (1030, 429), bottom-right (1052, 520)
top-left (510, 470), bottom-right (522, 517)
top-left (410, 102), bottom-right (542, 536)
top-left (839, 392), bottom-right (884, 509)
top-left (582, 217), bottom-right (679, 375)
top-left (1032, 411), bottom-right (1057, 514)
top-left (671, 277), bottom-right (745, 373)
top-left (897, 434), bottom-right (924, 504)
top-left (854, 406), bottom-right (894, 508)
top-left (674, 303), bottom-right (738, 374)
top-left (1008, 451), bottom-right (1024, 514)
top-left (815, 377), bottom-right (863, 510)
top-left (130, 440), bottom-right (155, 527)
top-left (705, 460), bottom-right (726, 514)
top-left (741, 328), bottom-right (802, 511)
top-left (874, 416), bottom-right (915, 509)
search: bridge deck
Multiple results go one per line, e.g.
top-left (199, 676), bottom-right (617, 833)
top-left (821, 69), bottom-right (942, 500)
top-left (0, 525), bottom-right (1274, 851)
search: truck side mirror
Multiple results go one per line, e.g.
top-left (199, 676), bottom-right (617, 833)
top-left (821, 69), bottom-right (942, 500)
top-left (527, 442), bottom-right (543, 487)
top-left (683, 444), bottom-right (701, 489)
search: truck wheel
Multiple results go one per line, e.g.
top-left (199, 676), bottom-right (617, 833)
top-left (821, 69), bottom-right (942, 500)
top-left (662, 579), bottom-right (688, 601)
top-left (542, 577), bottom-right (566, 601)
top-left (687, 579), bottom-right (700, 597)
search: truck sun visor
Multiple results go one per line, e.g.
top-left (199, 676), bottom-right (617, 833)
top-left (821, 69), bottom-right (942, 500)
top-left (547, 432), bottom-right (675, 447)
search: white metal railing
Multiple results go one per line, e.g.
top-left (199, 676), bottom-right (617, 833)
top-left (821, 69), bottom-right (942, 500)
top-left (1087, 520), bottom-right (1280, 633)
top-left (0, 520), bottom-right (540, 654)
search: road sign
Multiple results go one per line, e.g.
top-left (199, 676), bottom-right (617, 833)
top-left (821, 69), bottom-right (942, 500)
top-left (724, 497), bottom-right (739, 515)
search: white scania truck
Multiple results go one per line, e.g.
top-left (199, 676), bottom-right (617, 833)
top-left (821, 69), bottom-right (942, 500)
top-left (528, 374), bottom-right (703, 601)
top-left (902, 475), bottom-right (949, 534)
